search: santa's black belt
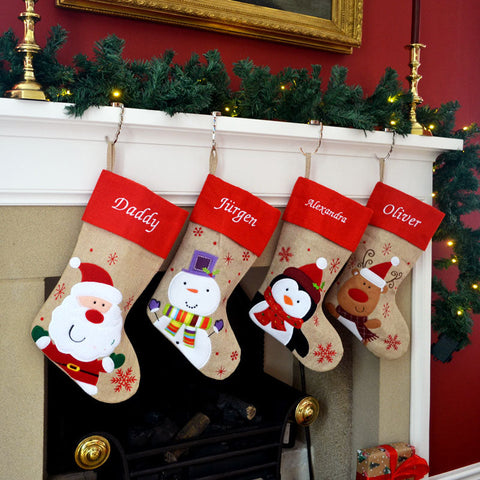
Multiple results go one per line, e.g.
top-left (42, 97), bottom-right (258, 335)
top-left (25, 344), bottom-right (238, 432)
top-left (56, 362), bottom-right (99, 378)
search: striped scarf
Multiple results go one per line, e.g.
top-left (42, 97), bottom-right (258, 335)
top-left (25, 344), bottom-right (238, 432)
top-left (163, 303), bottom-right (212, 347)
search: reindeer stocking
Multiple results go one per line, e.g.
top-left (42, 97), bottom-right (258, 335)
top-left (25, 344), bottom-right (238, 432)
top-left (324, 182), bottom-right (444, 360)
top-left (248, 177), bottom-right (373, 372)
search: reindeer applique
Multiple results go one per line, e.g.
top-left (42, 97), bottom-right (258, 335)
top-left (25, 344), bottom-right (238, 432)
top-left (324, 249), bottom-right (402, 343)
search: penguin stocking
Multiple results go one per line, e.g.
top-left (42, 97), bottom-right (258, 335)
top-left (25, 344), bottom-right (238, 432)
top-left (324, 182), bottom-right (444, 360)
top-left (248, 177), bottom-right (373, 372)
top-left (30, 170), bottom-right (188, 402)
top-left (147, 174), bottom-right (280, 379)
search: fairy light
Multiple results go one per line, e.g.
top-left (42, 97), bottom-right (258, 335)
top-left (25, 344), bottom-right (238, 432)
top-left (451, 257), bottom-right (457, 264)
top-left (390, 120), bottom-right (397, 126)
top-left (457, 309), bottom-right (463, 316)
top-left (111, 89), bottom-right (122, 99)
top-left (432, 192), bottom-right (437, 198)
top-left (447, 240), bottom-right (454, 247)
top-left (224, 106), bottom-right (230, 113)
top-left (472, 283), bottom-right (479, 290)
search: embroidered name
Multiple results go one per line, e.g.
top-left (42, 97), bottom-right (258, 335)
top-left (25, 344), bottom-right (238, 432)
top-left (112, 197), bottom-right (160, 232)
top-left (383, 204), bottom-right (422, 227)
top-left (213, 197), bottom-right (257, 226)
top-left (305, 199), bottom-right (347, 223)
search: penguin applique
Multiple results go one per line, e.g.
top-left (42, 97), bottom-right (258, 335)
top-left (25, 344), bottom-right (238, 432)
top-left (249, 258), bottom-right (327, 357)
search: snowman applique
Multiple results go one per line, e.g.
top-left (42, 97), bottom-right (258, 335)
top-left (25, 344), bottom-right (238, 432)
top-left (149, 250), bottom-right (223, 369)
top-left (249, 258), bottom-right (327, 357)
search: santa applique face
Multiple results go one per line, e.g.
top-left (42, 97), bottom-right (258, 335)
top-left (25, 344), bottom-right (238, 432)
top-left (150, 250), bottom-right (223, 369)
top-left (249, 258), bottom-right (327, 357)
top-left (325, 257), bottom-right (399, 343)
top-left (33, 257), bottom-right (125, 396)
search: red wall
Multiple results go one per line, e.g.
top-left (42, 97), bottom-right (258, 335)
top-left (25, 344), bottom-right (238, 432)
top-left (1, 0), bottom-right (479, 475)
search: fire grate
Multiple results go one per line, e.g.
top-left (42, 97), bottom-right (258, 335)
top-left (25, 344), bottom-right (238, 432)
top-left (46, 275), bottom-right (308, 480)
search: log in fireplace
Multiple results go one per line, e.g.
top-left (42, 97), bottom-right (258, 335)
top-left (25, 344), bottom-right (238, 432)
top-left (45, 273), bottom-right (312, 479)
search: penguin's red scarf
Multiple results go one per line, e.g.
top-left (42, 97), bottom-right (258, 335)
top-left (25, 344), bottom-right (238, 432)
top-left (254, 286), bottom-right (304, 331)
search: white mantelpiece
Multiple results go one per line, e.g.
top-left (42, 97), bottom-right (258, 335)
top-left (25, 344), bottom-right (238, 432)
top-left (0, 97), bottom-right (461, 207)
top-left (0, 97), bottom-right (463, 478)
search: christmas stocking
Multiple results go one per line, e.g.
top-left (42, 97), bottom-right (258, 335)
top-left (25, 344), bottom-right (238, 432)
top-left (248, 177), bottom-right (373, 371)
top-left (324, 182), bottom-right (444, 359)
top-left (147, 174), bottom-right (280, 380)
top-left (31, 170), bottom-right (188, 403)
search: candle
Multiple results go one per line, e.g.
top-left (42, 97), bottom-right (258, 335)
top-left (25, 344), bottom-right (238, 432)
top-left (411, 0), bottom-right (421, 44)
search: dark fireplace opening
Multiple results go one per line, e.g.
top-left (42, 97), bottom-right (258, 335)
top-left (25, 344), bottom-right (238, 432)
top-left (45, 273), bottom-right (307, 479)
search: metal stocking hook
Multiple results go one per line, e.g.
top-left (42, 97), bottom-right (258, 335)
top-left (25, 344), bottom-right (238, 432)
top-left (209, 111), bottom-right (221, 175)
top-left (106, 102), bottom-right (125, 172)
top-left (376, 131), bottom-right (396, 183)
top-left (300, 121), bottom-right (324, 179)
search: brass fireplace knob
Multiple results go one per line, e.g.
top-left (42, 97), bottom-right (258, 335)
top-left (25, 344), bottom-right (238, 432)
top-left (74, 435), bottom-right (111, 470)
top-left (295, 396), bottom-right (320, 426)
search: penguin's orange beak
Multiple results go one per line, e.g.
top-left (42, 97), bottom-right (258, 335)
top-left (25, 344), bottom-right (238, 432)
top-left (284, 295), bottom-right (293, 306)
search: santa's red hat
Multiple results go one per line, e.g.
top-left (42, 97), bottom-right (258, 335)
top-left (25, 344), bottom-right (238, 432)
top-left (284, 257), bottom-right (327, 304)
top-left (360, 257), bottom-right (400, 290)
top-left (69, 257), bottom-right (122, 305)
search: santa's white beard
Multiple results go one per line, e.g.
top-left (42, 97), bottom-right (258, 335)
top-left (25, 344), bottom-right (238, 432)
top-left (50, 294), bottom-right (123, 362)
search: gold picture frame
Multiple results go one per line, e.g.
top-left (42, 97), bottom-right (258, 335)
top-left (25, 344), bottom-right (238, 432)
top-left (56, 0), bottom-right (363, 53)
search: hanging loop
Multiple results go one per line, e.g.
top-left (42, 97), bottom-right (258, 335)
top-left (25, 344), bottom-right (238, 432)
top-left (106, 102), bottom-right (125, 172)
top-left (209, 111), bottom-right (221, 175)
top-left (375, 131), bottom-right (396, 183)
top-left (300, 121), bottom-right (323, 179)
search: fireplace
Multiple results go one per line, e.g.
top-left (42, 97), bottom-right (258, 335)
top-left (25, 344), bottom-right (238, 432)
top-left (0, 97), bottom-right (463, 478)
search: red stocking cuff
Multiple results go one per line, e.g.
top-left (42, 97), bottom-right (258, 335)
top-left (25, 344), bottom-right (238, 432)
top-left (283, 177), bottom-right (373, 252)
top-left (190, 174), bottom-right (281, 256)
top-left (367, 182), bottom-right (445, 250)
top-left (82, 170), bottom-right (189, 258)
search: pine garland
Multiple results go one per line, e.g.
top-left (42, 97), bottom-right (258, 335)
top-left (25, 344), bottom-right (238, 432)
top-left (1, 27), bottom-right (478, 359)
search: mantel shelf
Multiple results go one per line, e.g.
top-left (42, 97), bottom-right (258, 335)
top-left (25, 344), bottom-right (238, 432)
top-left (0, 97), bottom-right (462, 206)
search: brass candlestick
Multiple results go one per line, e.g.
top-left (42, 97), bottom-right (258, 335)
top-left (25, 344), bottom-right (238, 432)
top-left (407, 43), bottom-right (426, 135)
top-left (5, 0), bottom-right (47, 101)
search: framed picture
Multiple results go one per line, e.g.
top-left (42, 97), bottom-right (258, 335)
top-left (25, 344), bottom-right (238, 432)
top-left (56, 0), bottom-right (363, 53)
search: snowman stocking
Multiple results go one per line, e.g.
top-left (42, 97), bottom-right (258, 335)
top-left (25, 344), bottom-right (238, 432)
top-left (147, 174), bottom-right (280, 379)
top-left (248, 177), bottom-right (373, 371)
top-left (30, 170), bottom-right (188, 403)
top-left (323, 182), bottom-right (444, 359)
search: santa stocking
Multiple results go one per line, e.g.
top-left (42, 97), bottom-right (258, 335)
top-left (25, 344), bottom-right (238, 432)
top-left (30, 170), bottom-right (188, 403)
top-left (248, 176), bottom-right (373, 371)
top-left (147, 174), bottom-right (280, 380)
top-left (324, 182), bottom-right (444, 359)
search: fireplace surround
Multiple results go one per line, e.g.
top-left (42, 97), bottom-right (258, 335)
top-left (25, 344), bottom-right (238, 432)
top-left (0, 97), bottom-right (463, 478)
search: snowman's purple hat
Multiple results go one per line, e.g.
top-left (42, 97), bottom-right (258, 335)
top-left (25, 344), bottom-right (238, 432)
top-left (183, 250), bottom-right (219, 277)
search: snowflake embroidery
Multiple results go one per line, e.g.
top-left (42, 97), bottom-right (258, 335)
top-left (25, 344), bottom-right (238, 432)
top-left (193, 226), bottom-right (203, 237)
top-left (242, 251), bottom-right (251, 262)
top-left (329, 257), bottom-right (341, 274)
top-left (230, 351), bottom-right (239, 361)
top-left (382, 243), bottom-right (392, 256)
top-left (216, 366), bottom-right (227, 378)
top-left (53, 282), bottom-right (66, 301)
top-left (123, 296), bottom-right (134, 312)
top-left (111, 367), bottom-right (137, 392)
top-left (107, 252), bottom-right (119, 265)
top-left (278, 246), bottom-right (293, 262)
top-left (313, 315), bottom-right (320, 327)
top-left (382, 303), bottom-right (391, 318)
top-left (313, 343), bottom-right (337, 363)
top-left (223, 253), bottom-right (234, 265)
top-left (384, 334), bottom-right (401, 351)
